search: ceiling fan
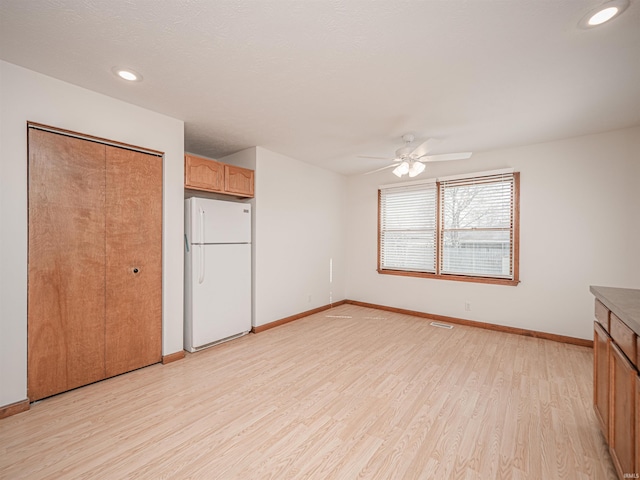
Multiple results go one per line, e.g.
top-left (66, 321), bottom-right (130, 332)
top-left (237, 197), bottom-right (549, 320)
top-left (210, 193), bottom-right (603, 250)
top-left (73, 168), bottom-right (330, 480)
top-left (359, 134), bottom-right (472, 177)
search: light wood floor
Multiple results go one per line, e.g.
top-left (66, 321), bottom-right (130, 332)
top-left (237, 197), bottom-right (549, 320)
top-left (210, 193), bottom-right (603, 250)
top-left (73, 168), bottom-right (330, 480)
top-left (0, 305), bottom-right (616, 479)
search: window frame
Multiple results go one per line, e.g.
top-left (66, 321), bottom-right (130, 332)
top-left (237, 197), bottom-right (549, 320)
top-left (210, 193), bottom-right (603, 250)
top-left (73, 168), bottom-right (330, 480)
top-left (377, 171), bottom-right (520, 286)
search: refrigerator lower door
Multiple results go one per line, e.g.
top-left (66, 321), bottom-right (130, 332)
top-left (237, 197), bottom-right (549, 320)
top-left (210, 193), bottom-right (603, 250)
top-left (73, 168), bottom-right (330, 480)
top-left (186, 243), bottom-right (251, 351)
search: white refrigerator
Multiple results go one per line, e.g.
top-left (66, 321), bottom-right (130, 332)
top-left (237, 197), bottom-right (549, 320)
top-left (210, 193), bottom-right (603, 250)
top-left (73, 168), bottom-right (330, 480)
top-left (184, 197), bottom-right (252, 352)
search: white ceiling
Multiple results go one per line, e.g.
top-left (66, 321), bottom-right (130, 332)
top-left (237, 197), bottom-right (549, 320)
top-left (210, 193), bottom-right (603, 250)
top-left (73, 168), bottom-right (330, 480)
top-left (1, 0), bottom-right (639, 175)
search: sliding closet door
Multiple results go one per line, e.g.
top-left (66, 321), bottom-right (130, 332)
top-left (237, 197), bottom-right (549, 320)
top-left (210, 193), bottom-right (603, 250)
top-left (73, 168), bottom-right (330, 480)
top-left (29, 126), bottom-right (164, 401)
top-left (28, 129), bottom-right (107, 401)
top-left (105, 146), bottom-right (162, 377)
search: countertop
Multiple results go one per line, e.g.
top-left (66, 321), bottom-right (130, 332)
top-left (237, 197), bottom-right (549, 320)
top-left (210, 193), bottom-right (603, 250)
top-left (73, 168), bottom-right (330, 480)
top-left (590, 285), bottom-right (640, 336)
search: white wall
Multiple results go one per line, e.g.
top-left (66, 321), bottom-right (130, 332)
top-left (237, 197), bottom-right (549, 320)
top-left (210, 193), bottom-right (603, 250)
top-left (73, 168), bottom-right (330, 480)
top-left (345, 126), bottom-right (640, 340)
top-left (253, 147), bottom-right (347, 326)
top-left (0, 61), bottom-right (185, 407)
top-left (632, 144), bottom-right (640, 286)
top-left (221, 147), bottom-right (257, 171)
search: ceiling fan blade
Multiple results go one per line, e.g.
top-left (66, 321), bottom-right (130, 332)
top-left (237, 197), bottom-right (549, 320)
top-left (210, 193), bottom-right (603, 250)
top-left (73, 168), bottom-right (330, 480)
top-left (357, 155), bottom-right (392, 160)
top-left (362, 164), bottom-right (396, 175)
top-left (410, 138), bottom-right (436, 159)
top-left (421, 152), bottom-right (472, 162)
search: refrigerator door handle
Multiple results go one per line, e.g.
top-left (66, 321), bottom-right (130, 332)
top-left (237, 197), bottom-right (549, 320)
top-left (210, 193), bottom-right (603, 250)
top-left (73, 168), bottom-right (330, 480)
top-left (198, 245), bottom-right (205, 284)
top-left (200, 208), bottom-right (205, 244)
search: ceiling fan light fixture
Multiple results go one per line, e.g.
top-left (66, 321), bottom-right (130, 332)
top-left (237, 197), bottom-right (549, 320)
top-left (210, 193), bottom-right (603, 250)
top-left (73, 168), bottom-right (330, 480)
top-left (359, 134), bottom-right (473, 176)
top-left (408, 161), bottom-right (426, 177)
top-left (393, 161), bottom-right (410, 177)
top-left (578, 0), bottom-right (629, 28)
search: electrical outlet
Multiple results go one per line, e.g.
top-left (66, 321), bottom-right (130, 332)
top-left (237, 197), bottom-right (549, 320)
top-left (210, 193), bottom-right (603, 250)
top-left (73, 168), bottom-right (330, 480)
top-left (464, 302), bottom-right (471, 311)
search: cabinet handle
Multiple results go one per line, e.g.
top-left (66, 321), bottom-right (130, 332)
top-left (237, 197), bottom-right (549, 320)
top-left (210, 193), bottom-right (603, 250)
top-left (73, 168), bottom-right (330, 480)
top-left (133, 268), bottom-right (139, 274)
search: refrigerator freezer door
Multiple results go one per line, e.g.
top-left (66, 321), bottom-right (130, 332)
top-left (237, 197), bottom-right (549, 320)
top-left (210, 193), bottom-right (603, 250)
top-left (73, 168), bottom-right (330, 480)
top-left (188, 197), bottom-right (251, 244)
top-left (186, 243), bottom-right (251, 350)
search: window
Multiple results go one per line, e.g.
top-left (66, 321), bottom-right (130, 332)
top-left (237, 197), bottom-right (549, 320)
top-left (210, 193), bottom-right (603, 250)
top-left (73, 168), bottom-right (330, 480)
top-left (379, 182), bottom-right (437, 273)
top-left (378, 171), bottom-right (519, 285)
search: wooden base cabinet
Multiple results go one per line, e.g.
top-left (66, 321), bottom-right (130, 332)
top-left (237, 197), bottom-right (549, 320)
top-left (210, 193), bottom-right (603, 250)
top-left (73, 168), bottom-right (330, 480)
top-left (28, 126), bottom-right (162, 402)
top-left (591, 287), bottom-right (640, 480)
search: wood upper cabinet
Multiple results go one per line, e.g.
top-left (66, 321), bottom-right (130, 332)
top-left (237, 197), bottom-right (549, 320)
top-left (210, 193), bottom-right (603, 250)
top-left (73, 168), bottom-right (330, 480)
top-left (610, 342), bottom-right (636, 479)
top-left (184, 154), bottom-right (254, 198)
top-left (594, 321), bottom-right (610, 441)
top-left (185, 154), bottom-right (224, 192)
top-left (224, 164), bottom-right (254, 197)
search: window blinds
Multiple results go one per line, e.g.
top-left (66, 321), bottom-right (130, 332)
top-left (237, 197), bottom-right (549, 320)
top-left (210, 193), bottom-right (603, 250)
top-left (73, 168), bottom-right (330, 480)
top-left (439, 173), bottom-right (515, 279)
top-left (379, 182), bottom-right (437, 272)
top-left (379, 172), bottom-right (517, 282)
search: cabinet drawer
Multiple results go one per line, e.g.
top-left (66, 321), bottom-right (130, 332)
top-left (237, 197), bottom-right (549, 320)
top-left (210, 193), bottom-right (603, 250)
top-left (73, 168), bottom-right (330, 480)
top-left (595, 299), bottom-right (610, 332)
top-left (610, 313), bottom-right (637, 366)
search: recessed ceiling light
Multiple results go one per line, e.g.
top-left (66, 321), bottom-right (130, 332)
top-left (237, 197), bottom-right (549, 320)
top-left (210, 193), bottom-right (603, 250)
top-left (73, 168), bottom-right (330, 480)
top-left (589, 6), bottom-right (619, 25)
top-left (111, 67), bottom-right (143, 82)
top-left (579, 0), bottom-right (629, 28)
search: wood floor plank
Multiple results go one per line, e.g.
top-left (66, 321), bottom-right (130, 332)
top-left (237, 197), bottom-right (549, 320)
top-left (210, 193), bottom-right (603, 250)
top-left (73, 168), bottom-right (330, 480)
top-left (0, 305), bottom-right (618, 479)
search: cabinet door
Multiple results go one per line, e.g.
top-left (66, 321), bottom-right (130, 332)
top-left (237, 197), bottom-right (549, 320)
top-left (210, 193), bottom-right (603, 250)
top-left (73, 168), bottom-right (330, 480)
top-left (610, 343), bottom-right (636, 479)
top-left (594, 321), bottom-right (610, 440)
top-left (224, 164), bottom-right (254, 197)
top-left (185, 154), bottom-right (223, 192)
top-left (105, 146), bottom-right (163, 377)
top-left (28, 128), bottom-right (107, 401)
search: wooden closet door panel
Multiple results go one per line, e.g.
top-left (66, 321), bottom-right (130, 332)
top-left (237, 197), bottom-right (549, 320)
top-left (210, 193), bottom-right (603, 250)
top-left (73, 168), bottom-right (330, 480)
top-left (28, 129), bottom-right (106, 401)
top-left (105, 146), bottom-right (162, 377)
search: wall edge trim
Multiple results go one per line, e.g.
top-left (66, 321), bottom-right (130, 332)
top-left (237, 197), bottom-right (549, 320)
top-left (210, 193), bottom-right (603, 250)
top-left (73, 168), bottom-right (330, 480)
top-left (162, 351), bottom-right (186, 365)
top-left (345, 300), bottom-right (593, 347)
top-left (252, 300), bottom-right (348, 333)
top-left (0, 399), bottom-right (30, 419)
